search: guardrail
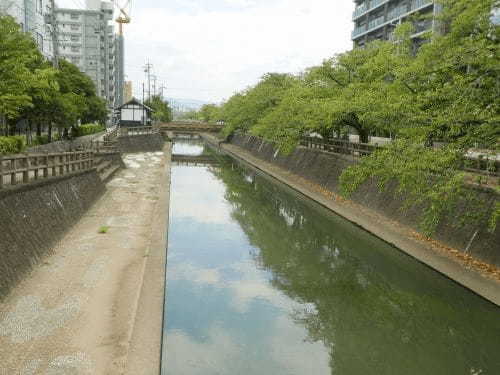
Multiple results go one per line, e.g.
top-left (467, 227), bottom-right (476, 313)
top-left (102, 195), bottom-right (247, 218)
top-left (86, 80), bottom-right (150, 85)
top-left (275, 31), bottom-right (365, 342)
top-left (119, 126), bottom-right (159, 137)
top-left (0, 151), bottom-right (94, 189)
top-left (299, 137), bottom-right (498, 178)
top-left (300, 137), bottom-right (379, 156)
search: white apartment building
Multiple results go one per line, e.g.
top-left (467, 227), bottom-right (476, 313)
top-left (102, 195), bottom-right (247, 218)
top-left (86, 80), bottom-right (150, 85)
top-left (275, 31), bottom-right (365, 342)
top-left (0, 0), bottom-right (54, 59)
top-left (55, 0), bottom-right (118, 109)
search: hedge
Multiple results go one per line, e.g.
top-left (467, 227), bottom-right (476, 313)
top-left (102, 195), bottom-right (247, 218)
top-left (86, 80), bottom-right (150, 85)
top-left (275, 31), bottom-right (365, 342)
top-left (73, 124), bottom-right (105, 137)
top-left (0, 136), bottom-right (26, 155)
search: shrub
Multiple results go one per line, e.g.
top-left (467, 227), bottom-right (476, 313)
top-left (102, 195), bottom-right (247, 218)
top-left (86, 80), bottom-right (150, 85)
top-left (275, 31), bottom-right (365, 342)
top-left (0, 136), bottom-right (26, 155)
top-left (32, 135), bottom-right (49, 146)
top-left (73, 124), bottom-right (105, 137)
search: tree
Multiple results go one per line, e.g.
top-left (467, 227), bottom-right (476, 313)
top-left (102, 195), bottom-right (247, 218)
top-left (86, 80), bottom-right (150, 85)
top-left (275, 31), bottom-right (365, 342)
top-left (220, 73), bottom-right (297, 136)
top-left (199, 104), bottom-right (221, 123)
top-left (340, 0), bottom-right (500, 234)
top-left (145, 95), bottom-right (173, 123)
top-left (0, 15), bottom-right (52, 135)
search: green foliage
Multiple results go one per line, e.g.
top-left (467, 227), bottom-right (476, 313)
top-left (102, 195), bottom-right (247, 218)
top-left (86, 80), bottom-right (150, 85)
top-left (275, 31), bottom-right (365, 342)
top-left (0, 136), bottom-right (26, 154)
top-left (214, 0), bottom-right (499, 235)
top-left (340, 140), bottom-right (471, 235)
top-left (145, 95), bottom-right (173, 123)
top-left (221, 73), bottom-right (297, 137)
top-left (98, 226), bottom-right (110, 234)
top-left (0, 14), bottom-right (108, 142)
top-left (199, 104), bottom-right (221, 123)
top-left (73, 124), bottom-right (105, 137)
top-left (33, 135), bottom-right (49, 146)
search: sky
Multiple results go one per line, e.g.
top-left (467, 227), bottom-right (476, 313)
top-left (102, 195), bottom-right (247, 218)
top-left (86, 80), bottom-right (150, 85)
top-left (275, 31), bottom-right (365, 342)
top-left (57, 0), bottom-right (355, 104)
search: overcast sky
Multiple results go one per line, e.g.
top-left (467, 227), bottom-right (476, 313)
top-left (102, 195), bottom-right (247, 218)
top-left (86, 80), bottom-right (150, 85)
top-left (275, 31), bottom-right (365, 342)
top-left (58, 0), bottom-right (355, 103)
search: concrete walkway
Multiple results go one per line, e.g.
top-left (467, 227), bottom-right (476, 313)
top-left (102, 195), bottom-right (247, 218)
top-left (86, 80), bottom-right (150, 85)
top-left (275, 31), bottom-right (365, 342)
top-left (0, 145), bottom-right (171, 374)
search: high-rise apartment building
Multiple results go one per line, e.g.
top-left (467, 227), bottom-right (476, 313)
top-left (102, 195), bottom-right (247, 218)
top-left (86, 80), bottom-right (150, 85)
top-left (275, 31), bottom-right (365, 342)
top-left (0, 0), bottom-right (54, 59)
top-left (352, 0), bottom-right (439, 47)
top-left (55, 0), bottom-right (120, 109)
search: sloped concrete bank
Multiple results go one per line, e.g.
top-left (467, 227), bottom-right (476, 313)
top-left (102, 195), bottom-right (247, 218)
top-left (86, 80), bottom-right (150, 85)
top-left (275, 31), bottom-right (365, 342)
top-left (0, 145), bottom-right (171, 374)
top-left (228, 134), bottom-right (500, 266)
top-left (202, 133), bottom-right (500, 306)
top-left (0, 171), bottom-right (105, 299)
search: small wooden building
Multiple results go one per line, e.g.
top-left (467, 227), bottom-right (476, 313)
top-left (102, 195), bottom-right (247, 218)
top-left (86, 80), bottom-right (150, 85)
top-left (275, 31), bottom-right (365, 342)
top-left (115, 98), bottom-right (154, 127)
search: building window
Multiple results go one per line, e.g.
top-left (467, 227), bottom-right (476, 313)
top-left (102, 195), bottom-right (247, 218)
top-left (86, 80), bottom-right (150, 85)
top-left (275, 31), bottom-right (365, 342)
top-left (70, 13), bottom-right (79, 20)
top-left (37, 0), bottom-right (43, 15)
top-left (70, 25), bottom-right (80, 31)
top-left (71, 46), bottom-right (80, 53)
top-left (71, 35), bottom-right (79, 42)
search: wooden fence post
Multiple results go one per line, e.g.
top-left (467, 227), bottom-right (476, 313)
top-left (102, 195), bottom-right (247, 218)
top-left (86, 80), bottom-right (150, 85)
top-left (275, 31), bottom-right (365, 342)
top-left (0, 155), bottom-right (3, 189)
top-left (23, 153), bottom-right (29, 183)
top-left (44, 152), bottom-right (49, 178)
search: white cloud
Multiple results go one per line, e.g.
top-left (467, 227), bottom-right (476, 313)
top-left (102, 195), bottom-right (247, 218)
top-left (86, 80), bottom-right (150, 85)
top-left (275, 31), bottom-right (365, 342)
top-left (58, 0), bottom-right (355, 102)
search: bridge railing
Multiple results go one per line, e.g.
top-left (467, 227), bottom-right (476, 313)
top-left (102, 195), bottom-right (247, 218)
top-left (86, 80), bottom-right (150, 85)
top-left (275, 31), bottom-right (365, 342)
top-left (119, 126), bottom-right (159, 137)
top-left (0, 151), bottom-right (94, 189)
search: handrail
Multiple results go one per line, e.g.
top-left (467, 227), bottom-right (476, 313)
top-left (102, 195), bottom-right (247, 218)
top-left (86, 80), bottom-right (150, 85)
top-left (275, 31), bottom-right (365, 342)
top-left (119, 126), bottom-right (159, 137)
top-left (0, 150), bottom-right (95, 189)
top-left (298, 137), bottom-right (498, 177)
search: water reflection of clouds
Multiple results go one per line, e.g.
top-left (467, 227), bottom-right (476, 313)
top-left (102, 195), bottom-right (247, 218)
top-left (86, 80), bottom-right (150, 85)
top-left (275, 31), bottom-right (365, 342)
top-left (172, 143), bottom-right (204, 156)
top-left (170, 167), bottom-right (233, 225)
top-left (166, 326), bottom-right (240, 375)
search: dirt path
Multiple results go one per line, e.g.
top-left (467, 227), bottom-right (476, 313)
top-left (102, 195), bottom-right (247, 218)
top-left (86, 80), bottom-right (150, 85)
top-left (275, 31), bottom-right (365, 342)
top-left (0, 145), bottom-right (171, 374)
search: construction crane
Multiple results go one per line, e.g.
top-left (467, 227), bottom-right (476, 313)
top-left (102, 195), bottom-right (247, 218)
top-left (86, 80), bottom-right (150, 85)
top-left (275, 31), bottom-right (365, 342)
top-left (113, 0), bottom-right (132, 35)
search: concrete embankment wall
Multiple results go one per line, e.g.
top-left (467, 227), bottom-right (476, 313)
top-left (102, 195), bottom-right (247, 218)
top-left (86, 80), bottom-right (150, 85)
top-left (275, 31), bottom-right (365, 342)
top-left (227, 134), bottom-right (500, 267)
top-left (118, 134), bottom-right (165, 153)
top-left (0, 171), bottom-right (105, 299)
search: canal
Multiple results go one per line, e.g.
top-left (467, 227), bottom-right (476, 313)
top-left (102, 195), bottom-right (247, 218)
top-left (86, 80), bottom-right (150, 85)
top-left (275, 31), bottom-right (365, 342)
top-left (162, 139), bottom-right (500, 375)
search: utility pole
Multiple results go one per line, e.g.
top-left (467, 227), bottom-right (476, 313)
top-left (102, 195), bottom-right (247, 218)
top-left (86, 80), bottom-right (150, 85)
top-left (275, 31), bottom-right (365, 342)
top-left (143, 62), bottom-right (153, 100)
top-left (152, 75), bottom-right (157, 98)
top-left (142, 82), bottom-right (146, 125)
top-left (49, 0), bottom-right (59, 69)
top-left (159, 85), bottom-right (167, 99)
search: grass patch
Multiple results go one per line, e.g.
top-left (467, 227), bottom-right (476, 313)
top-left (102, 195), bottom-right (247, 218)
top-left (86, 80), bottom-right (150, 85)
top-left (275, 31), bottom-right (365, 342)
top-left (98, 226), bottom-right (110, 234)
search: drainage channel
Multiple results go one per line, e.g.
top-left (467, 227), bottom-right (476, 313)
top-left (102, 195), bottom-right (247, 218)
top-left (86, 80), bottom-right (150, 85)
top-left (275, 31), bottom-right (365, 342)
top-left (160, 139), bottom-right (500, 375)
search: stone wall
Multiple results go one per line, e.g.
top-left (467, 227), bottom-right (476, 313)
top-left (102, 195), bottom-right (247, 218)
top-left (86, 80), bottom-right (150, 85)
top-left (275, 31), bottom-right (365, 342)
top-left (27, 132), bottom-right (105, 153)
top-left (0, 171), bottom-right (105, 299)
top-left (117, 134), bottom-right (165, 153)
top-left (229, 134), bottom-right (500, 267)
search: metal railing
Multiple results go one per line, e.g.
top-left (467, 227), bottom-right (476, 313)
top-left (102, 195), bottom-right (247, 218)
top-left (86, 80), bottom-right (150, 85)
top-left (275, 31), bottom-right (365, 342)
top-left (298, 137), bottom-right (498, 178)
top-left (0, 151), bottom-right (94, 189)
top-left (119, 126), bottom-right (159, 137)
top-left (299, 137), bottom-right (379, 157)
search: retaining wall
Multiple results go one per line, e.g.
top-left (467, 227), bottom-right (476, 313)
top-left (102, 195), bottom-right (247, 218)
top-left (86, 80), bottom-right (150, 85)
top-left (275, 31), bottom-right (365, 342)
top-left (0, 171), bottom-right (105, 299)
top-left (229, 134), bottom-right (500, 267)
top-left (27, 133), bottom-right (105, 153)
top-left (117, 134), bottom-right (165, 153)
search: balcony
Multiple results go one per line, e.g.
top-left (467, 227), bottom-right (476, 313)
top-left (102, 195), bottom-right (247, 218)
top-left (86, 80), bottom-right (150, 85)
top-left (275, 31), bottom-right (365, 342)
top-left (353, 3), bottom-right (368, 19)
top-left (412, 0), bottom-right (433, 11)
top-left (387, 5), bottom-right (408, 21)
top-left (352, 25), bottom-right (367, 38)
top-left (368, 15), bottom-right (385, 30)
top-left (353, 0), bottom-right (390, 20)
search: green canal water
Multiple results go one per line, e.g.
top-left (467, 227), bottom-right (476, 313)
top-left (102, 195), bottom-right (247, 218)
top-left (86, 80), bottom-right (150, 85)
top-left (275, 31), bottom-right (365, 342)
top-left (162, 140), bottom-right (500, 375)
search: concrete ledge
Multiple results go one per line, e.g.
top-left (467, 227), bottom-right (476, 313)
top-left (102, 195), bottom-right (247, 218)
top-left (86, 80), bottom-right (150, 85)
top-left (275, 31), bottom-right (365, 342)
top-left (124, 142), bottom-right (172, 374)
top-left (202, 134), bottom-right (500, 307)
